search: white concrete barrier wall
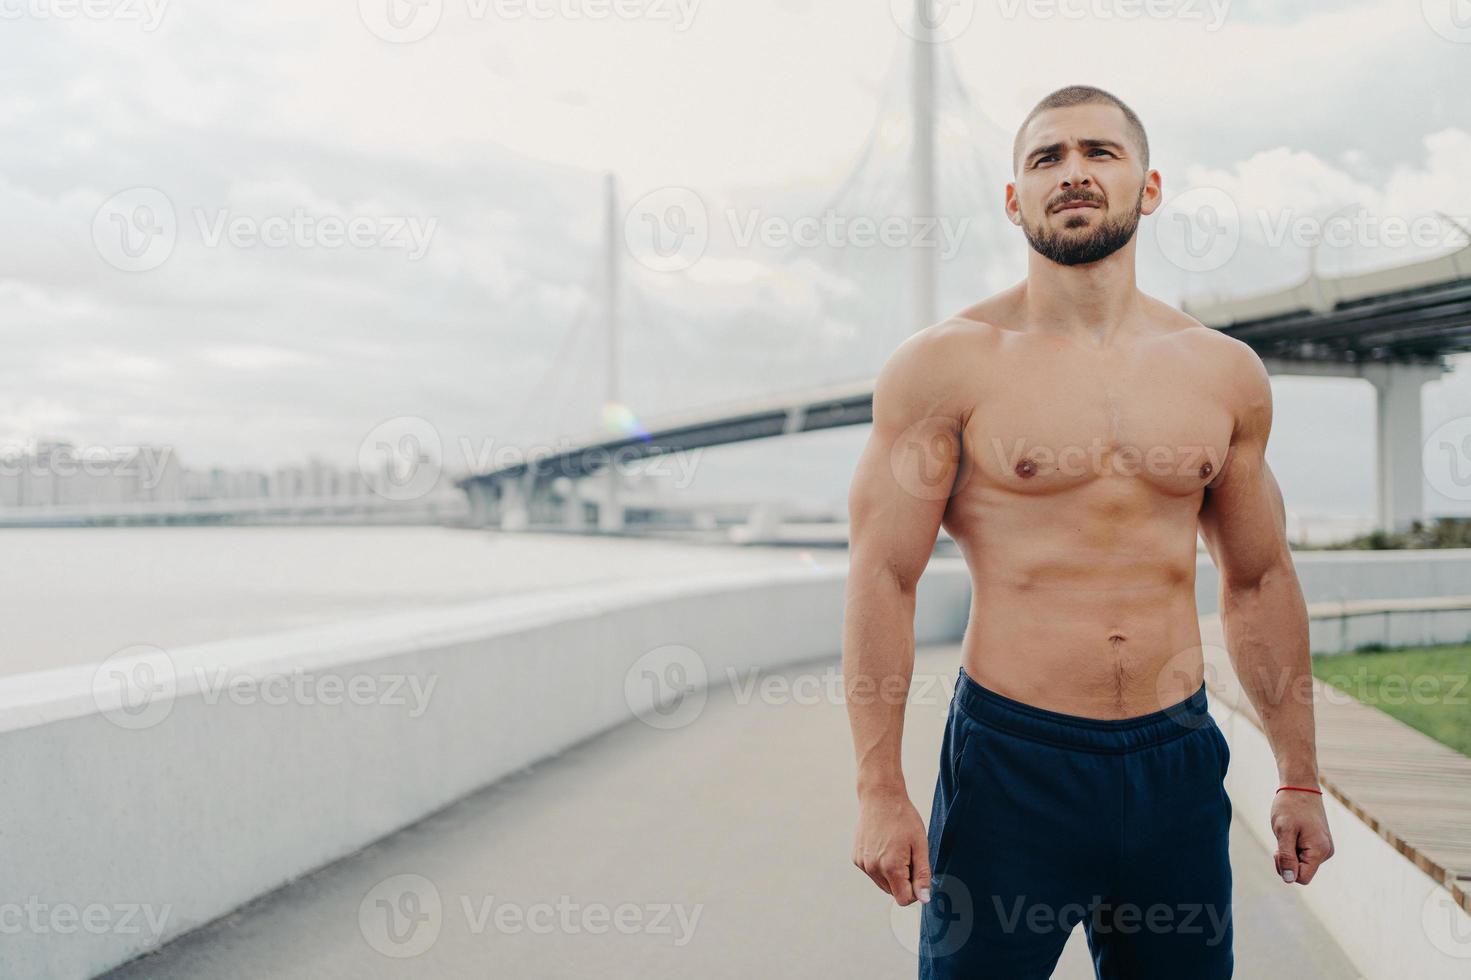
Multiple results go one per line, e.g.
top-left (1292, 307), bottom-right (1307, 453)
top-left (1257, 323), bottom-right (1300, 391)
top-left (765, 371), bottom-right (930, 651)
top-left (1194, 548), bottom-right (1471, 615)
top-left (1215, 703), bottom-right (1471, 979)
top-left (10, 547), bottom-right (1471, 977)
top-left (1309, 607), bottom-right (1471, 654)
top-left (0, 562), bottom-right (972, 980)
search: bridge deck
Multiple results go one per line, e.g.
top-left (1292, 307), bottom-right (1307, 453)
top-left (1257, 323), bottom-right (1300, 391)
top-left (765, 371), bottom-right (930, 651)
top-left (103, 645), bottom-right (1358, 979)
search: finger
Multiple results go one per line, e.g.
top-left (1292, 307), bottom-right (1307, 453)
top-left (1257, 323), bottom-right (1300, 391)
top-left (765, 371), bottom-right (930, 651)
top-left (1274, 825), bottom-right (1301, 884)
top-left (883, 855), bottom-right (916, 906)
top-left (855, 849), bottom-right (891, 895)
top-left (1294, 837), bottom-right (1330, 885)
top-left (911, 835), bottom-right (934, 905)
top-left (863, 862), bottom-right (894, 896)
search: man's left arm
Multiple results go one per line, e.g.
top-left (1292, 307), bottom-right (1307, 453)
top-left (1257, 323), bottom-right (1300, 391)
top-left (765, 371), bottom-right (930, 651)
top-left (1197, 342), bottom-right (1335, 886)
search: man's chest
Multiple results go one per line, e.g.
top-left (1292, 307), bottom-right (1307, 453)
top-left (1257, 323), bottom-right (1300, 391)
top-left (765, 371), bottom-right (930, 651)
top-left (959, 342), bottom-right (1235, 497)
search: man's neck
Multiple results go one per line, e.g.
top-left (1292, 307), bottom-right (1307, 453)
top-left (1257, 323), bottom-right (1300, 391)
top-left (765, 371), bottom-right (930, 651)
top-left (1019, 244), bottom-right (1141, 346)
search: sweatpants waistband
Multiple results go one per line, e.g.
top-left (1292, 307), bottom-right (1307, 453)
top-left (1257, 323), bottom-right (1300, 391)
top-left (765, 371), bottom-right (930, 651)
top-left (952, 666), bottom-right (1212, 754)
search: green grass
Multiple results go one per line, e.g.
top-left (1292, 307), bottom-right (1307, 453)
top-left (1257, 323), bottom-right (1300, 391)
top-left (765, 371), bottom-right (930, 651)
top-left (1311, 644), bottom-right (1471, 758)
top-left (1307, 516), bottom-right (1471, 550)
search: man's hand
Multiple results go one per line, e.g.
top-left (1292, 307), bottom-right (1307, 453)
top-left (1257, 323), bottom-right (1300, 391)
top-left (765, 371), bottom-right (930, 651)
top-left (853, 789), bottom-right (933, 906)
top-left (1271, 790), bottom-right (1335, 884)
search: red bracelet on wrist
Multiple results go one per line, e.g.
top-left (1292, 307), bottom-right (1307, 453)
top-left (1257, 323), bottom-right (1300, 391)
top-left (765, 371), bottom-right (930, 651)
top-left (1276, 785), bottom-right (1323, 795)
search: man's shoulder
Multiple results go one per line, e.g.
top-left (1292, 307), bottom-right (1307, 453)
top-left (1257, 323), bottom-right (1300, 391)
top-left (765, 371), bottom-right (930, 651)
top-left (1147, 299), bottom-right (1272, 433)
top-left (1150, 298), bottom-right (1266, 373)
top-left (887, 304), bottom-right (1006, 371)
top-left (874, 314), bottom-right (1000, 425)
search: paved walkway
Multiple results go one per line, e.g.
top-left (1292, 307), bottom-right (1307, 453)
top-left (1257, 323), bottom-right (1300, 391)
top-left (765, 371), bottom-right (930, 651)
top-left (105, 646), bottom-right (1359, 978)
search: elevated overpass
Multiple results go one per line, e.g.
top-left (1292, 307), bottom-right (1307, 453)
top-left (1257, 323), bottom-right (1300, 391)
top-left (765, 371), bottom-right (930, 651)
top-left (460, 243), bottom-right (1471, 536)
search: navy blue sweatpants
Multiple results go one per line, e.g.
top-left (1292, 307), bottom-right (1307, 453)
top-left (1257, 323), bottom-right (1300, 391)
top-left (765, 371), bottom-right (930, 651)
top-left (919, 667), bottom-right (1234, 979)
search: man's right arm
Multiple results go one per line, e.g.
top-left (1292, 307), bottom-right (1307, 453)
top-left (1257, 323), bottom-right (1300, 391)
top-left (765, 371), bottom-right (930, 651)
top-left (843, 329), bottom-right (967, 907)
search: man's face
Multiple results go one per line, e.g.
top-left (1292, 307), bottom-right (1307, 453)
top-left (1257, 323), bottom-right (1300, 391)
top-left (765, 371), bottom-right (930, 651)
top-left (1007, 103), bottom-right (1161, 266)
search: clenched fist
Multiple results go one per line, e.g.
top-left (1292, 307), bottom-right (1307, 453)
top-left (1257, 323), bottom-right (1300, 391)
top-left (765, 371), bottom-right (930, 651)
top-left (852, 789), bottom-right (933, 906)
top-left (1271, 790), bottom-right (1335, 885)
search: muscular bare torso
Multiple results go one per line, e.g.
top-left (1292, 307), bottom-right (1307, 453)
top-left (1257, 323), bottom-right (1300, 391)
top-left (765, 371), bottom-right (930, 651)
top-left (938, 290), bottom-right (1238, 719)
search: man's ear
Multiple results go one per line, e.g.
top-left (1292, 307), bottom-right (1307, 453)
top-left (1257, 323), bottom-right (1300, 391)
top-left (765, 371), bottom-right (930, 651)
top-left (1139, 169), bottom-right (1163, 217)
top-left (1004, 183), bottom-right (1022, 226)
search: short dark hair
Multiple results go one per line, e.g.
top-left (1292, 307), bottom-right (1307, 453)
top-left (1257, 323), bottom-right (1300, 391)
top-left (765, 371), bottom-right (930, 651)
top-left (1012, 85), bottom-right (1149, 174)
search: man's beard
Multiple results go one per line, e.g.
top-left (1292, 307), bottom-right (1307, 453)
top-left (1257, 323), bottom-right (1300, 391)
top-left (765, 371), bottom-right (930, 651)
top-left (1021, 188), bottom-right (1144, 266)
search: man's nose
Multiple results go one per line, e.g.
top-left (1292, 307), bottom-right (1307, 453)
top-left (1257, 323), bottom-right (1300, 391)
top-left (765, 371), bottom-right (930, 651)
top-left (1059, 156), bottom-right (1092, 189)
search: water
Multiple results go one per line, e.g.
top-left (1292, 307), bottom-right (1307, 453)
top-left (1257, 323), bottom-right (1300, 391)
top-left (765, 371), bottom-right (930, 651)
top-left (0, 526), bottom-right (839, 678)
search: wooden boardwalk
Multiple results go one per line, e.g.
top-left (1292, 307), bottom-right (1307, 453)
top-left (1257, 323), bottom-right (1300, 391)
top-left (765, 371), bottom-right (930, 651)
top-left (1200, 615), bottom-right (1471, 917)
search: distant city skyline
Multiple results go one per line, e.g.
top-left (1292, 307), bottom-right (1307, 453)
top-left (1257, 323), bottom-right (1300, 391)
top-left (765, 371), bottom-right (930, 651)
top-left (0, 436), bottom-right (467, 508)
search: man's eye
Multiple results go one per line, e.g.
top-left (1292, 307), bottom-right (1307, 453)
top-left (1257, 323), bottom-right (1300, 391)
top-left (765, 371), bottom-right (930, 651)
top-left (1089, 148), bottom-right (1115, 156)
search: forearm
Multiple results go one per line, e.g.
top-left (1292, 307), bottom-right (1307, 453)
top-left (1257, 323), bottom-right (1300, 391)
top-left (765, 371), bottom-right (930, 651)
top-left (842, 568), bottom-right (918, 798)
top-left (1219, 560), bottom-right (1319, 784)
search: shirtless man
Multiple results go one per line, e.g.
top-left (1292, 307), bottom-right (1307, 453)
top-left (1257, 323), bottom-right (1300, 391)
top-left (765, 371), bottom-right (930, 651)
top-left (842, 85), bottom-right (1335, 978)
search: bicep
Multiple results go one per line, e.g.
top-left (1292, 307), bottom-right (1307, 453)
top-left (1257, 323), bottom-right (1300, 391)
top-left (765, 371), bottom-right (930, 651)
top-left (847, 359), bottom-right (964, 593)
top-left (1198, 439), bottom-right (1289, 589)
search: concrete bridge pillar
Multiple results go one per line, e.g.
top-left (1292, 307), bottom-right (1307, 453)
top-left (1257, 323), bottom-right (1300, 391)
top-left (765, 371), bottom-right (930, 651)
top-left (554, 477), bottom-right (585, 530)
top-left (1363, 361), bottom-right (1444, 534)
top-left (597, 470), bottom-right (624, 533)
top-left (465, 480), bottom-right (495, 528)
top-left (499, 475), bottom-right (532, 532)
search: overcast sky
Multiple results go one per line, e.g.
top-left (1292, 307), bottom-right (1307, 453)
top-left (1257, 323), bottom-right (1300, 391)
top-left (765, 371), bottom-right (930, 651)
top-left (2, 0), bottom-right (1470, 523)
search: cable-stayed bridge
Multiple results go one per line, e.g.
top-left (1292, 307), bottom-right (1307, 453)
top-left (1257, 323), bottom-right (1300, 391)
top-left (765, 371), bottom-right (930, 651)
top-left (458, 23), bottom-right (1471, 538)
